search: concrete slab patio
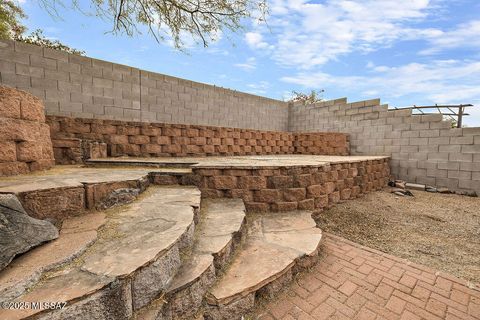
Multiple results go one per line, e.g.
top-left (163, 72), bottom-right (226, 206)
top-left (252, 233), bottom-right (480, 320)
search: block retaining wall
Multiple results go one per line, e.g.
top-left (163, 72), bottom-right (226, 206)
top-left (12, 158), bottom-right (389, 221)
top-left (152, 158), bottom-right (390, 212)
top-left (46, 116), bottom-right (349, 164)
top-left (0, 86), bottom-right (55, 176)
top-left (290, 99), bottom-right (480, 195)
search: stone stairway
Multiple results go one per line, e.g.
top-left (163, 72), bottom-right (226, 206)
top-left (0, 173), bottom-right (324, 320)
top-left (0, 186), bottom-right (200, 320)
top-left (136, 198), bottom-right (247, 320)
top-left (136, 206), bottom-right (323, 320)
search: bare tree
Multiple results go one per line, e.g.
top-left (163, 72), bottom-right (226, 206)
top-left (39, 0), bottom-right (268, 49)
top-left (0, 0), bottom-right (84, 54)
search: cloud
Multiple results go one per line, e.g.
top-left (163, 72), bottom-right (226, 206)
top-left (246, 81), bottom-right (270, 95)
top-left (245, 32), bottom-right (272, 50)
top-left (282, 59), bottom-right (480, 105)
top-left (234, 57), bottom-right (257, 71)
top-left (420, 20), bottom-right (480, 55)
top-left (247, 0), bottom-right (439, 69)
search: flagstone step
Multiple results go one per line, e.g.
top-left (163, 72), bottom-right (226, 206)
top-left (0, 186), bottom-right (201, 320)
top-left (0, 212), bottom-right (105, 304)
top-left (136, 198), bottom-right (246, 320)
top-left (86, 157), bottom-right (197, 168)
top-left (0, 166), bottom-right (195, 221)
top-left (204, 211), bottom-right (322, 320)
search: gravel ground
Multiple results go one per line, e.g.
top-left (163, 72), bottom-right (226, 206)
top-left (315, 188), bottom-right (480, 284)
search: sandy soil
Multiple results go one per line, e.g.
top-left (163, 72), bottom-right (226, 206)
top-left (315, 188), bottom-right (480, 284)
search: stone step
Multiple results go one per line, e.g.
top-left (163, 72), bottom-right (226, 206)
top-left (204, 211), bottom-right (322, 320)
top-left (0, 186), bottom-right (201, 320)
top-left (0, 211), bottom-right (105, 304)
top-left (0, 166), bottom-right (194, 222)
top-left (86, 157), bottom-right (196, 168)
top-left (0, 166), bottom-right (156, 221)
top-left (136, 198), bottom-right (246, 320)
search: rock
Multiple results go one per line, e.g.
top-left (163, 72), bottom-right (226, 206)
top-left (437, 187), bottom-right (451, 194)
top-left (426, 186), bottom-right (437, 193)
top-left (394, 180), bottom-right (406, 189)
top-left (0, 194), bottom-right (58, 271)
top-left (393, 190), bottom-right (414, 197)
top-left (96, 187), bottom-right (140, 210)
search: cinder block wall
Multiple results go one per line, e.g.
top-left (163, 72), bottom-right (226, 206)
top-left (0, 40), bottom-right (288, 131)
top-left (289, 99), bottom-right (480, 194)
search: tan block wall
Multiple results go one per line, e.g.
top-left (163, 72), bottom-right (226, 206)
top-left (295, 132), bottom-right (349, 156)
top-left (290, 98), bottom-right (480, 195)
top-left (0, 86), bottom-right (54, 176)
top-left (0, 40), bottom-right (288, 131)
top-left (151, 158), bottom-right (390, 212)
top-left (46, 116), bottom-right (349, 163)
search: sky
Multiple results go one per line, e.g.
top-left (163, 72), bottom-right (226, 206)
top-left (19, 0), bottom-right (480, 126)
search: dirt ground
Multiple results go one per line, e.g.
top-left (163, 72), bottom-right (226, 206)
top-left (315, 188), bottom-right (480, 284)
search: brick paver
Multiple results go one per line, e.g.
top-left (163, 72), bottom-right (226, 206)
top-left (254, 233), bottom-right (480, 320)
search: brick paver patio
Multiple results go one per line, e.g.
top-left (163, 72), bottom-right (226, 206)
top-left (254, 233), bottom-right (480, 320)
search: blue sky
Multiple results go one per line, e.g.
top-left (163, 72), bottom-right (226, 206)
top-left (19, 0), bottom-right (480, 126)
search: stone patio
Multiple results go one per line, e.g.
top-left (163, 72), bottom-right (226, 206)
top-left (86, 155), bottom-right (387, 168)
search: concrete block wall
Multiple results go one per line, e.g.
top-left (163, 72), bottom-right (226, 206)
top-left (289, 99), bottom-right (480, 194)
top-left (0, 40), bottom-right (288, 131)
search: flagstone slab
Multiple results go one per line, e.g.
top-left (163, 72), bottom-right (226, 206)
top-left (205, 211), bottom-right (322, 319)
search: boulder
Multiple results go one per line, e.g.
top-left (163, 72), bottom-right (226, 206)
top-left (0, 194), bottom-right (58, 271)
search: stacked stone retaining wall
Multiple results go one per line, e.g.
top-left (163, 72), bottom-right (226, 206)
top-left (153, 158), bottom-right (390, 212)
top-left (46, 116), bottom-right (349, 163)
top-left (0, 86), bottom-right (54, 176)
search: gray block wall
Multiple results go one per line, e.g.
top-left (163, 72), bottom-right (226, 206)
top-left (0, 40), bottom-right (289, 131)
top-left (289, 99), bottom-right (480, 195)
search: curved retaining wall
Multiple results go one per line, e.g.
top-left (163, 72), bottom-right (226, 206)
top-left (152, 158), bottom-right (390, 212)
